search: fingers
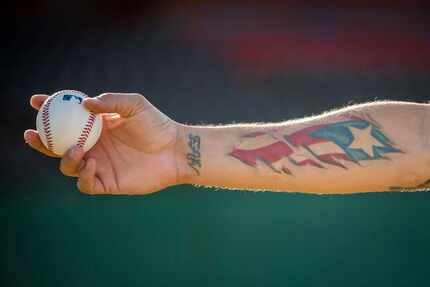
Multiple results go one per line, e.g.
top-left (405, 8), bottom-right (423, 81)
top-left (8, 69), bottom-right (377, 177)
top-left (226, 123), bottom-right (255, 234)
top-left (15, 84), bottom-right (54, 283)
top-left (25, 130), bottom-right (85, 176)
top-left (30, 94), bottom-right (49, 110)
top-left (26, 95), bottom-right (55, 157)
top-left (24, 129), bottom-right (59, 158)
top-left (59, 146), bottom-right (85, 177)
top-left (24, 131), bottom-right (103, 194)
top-left (83, 93), bottom-right (147, 118)
top-left (77, 158), bottom-right (104, 195)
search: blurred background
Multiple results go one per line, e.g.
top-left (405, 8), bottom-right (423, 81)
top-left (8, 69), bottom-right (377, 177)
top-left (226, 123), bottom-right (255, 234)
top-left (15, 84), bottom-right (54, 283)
top-left (2, 1), bottom-right (430, 286)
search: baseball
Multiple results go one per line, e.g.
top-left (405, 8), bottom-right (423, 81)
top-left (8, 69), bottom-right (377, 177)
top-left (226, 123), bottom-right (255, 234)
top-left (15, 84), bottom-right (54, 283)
top-left (36, 90), bottom-right (103, 156)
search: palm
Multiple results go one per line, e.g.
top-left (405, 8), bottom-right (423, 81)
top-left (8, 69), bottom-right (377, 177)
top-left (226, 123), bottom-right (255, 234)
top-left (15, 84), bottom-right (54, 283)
top-left (86, 113), bottom-right (179, 195)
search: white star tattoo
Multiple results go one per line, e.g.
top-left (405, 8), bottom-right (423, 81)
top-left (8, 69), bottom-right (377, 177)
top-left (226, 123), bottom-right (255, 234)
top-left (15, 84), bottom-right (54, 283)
top-left (348, 125), bottom-right (384, 157)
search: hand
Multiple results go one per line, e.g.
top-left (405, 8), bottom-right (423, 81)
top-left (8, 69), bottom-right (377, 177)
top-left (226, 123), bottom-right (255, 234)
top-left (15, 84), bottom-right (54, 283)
top-left (24, 93), bottom-right (184, 195)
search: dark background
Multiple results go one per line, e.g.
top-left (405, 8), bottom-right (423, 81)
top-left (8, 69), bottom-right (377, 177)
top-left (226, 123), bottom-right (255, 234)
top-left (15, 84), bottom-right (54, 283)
top-left (2, 1), bottom-right (430, 286)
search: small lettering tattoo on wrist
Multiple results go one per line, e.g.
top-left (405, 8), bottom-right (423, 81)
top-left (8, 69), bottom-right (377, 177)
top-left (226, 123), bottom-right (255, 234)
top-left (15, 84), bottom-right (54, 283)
top-left (187, 133), bottom-right (201, 175)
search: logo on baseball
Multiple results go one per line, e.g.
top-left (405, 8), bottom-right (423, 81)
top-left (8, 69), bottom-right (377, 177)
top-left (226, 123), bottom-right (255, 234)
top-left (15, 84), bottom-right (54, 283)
top-left (36, 90), bottom-right (103, 156)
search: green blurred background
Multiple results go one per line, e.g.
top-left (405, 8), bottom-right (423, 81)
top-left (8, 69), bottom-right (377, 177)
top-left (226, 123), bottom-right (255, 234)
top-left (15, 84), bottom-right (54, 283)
top-left (2, 1), bottom-right (430, 286)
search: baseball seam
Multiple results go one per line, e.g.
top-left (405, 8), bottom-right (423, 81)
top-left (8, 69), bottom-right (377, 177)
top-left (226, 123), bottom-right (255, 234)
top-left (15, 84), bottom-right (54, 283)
top-left (77, 112), bottom-right (97, 148)
top-left (41, 96), bottom-right (57, 151)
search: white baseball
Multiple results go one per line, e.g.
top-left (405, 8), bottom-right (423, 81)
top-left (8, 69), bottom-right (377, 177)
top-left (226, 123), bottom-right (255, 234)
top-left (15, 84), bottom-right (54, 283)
top-left (36, 90), bottom-right (103, 156)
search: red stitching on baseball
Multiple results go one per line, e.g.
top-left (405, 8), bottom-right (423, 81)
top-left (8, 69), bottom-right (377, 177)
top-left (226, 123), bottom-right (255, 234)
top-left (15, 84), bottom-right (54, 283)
top-left (41, 96), bottom-right (56, 150)
top-left (77, 113), bottom-right (97, 148)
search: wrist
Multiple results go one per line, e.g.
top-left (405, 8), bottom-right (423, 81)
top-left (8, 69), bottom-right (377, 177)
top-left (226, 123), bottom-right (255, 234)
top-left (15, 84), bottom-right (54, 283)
top-left (174, 123), bottom-right (198, 185)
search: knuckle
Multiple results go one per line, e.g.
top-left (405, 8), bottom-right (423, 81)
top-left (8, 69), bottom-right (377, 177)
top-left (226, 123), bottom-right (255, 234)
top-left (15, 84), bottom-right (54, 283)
top-left (130, 93), bottom-right (147, 111)
top-left (59, 164), bottom-right (70, 176)
top-left (98, 92), bottom-right (145, 102)
top-left (128, 93), bottom-right (145, 102)
top-left (59, 157), bottom-right (74, 175)
top-left (128, 93), bottom-right (145, 105)
top-left (96, 93), bottom-right (114, 102)
top-left (129, 92), bottom-right (143, 98)
top-left (77, 181), bottom-right (92, 195)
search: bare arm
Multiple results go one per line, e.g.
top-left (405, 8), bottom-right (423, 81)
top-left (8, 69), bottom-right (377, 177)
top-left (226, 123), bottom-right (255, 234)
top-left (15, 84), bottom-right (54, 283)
top-left (176, 101), bottom-right (430, 194)
top-left (25, 95), bottom-right (430, 195)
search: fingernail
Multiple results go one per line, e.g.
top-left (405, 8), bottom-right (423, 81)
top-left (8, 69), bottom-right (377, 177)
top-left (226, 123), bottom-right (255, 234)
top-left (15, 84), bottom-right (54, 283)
top-left (23, 131), bottom-right (31, 142)
top-left (24, 136), bottom-right (32, 144)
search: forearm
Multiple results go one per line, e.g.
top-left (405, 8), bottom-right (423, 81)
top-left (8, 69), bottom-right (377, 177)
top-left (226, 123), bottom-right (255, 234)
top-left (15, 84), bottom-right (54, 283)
top-left (176, 101), bottom-right (430, 193)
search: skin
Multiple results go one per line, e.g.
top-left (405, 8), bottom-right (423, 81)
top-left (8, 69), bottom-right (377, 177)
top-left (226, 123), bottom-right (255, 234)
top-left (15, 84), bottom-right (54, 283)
top-left (24, 93), bottom-right (430, 195)
top-left (25, 93), bottom-right (182, 195)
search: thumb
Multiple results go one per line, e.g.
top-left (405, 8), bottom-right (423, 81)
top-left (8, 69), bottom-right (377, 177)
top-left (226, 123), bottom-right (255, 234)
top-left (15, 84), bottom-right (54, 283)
top-left (84, 93), bottom-right (146, 117)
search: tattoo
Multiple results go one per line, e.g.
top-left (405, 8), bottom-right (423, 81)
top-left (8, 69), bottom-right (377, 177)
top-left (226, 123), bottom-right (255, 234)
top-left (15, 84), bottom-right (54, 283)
top-left (390, 179), bottom-right (430, 191)
top-left (229, 113), bottom-right (403, 175)
top-left (187, 134), bottom-right (202, 175)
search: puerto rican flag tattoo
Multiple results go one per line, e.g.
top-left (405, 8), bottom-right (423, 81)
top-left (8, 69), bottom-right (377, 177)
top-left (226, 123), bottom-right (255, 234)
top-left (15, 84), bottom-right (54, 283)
top-left (229, 114), bottom-right (402, 175)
